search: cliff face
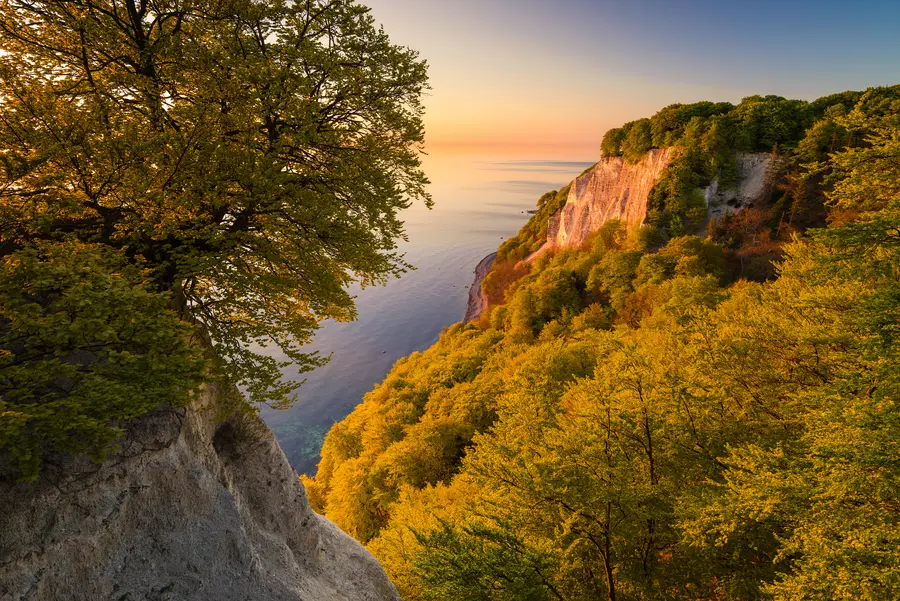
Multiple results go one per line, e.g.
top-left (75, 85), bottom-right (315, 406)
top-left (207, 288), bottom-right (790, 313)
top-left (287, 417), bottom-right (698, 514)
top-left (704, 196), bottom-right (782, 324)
top-left (704, 152), bottom-right (774, 220)
top-left (548, 148), bottom-right (675, 249)
top-left (0, 385), bottom-right (400, 601)
top-left (545, 149), bottom-right (773, 251)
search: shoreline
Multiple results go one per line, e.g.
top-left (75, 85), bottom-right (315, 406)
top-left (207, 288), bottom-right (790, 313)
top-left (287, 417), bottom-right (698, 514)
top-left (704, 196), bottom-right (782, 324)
top-left (463, 252), bottom-right (497, 323)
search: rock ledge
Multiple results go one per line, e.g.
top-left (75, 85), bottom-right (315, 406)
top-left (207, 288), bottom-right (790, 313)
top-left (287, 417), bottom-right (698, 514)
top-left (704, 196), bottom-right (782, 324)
top-left (0, 384), bottom-right (400, 601)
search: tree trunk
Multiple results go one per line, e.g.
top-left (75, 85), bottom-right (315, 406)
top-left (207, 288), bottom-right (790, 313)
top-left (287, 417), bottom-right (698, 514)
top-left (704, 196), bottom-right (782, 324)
top-left (602, 503), bottom-right (616, 601)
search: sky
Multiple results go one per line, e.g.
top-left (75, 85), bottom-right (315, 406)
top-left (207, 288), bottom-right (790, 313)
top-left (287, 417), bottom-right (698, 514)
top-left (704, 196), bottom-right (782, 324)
top-left (362, 0), bottom-right (900, 158)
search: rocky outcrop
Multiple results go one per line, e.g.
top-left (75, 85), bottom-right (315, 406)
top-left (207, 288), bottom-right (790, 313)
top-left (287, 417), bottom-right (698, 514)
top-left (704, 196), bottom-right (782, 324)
top-left (543, 149), bottom-right (774, 252)
top-left (704, 152), bottom-right (774, 220)
top-left (549, 148), bottom-right (675, 249)
top-left (0, 384), bottom-right (401, 601)
top-left (464, 252), bottom-right (496, 323)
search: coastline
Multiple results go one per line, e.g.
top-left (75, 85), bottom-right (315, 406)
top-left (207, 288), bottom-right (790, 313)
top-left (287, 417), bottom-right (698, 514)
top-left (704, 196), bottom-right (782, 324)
top-left (463, 252), bottom-right (497, 323)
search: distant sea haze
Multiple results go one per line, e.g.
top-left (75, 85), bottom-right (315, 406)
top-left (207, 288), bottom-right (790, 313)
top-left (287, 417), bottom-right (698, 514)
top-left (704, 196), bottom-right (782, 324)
top-left (260, 153), bottom-right (595, 475)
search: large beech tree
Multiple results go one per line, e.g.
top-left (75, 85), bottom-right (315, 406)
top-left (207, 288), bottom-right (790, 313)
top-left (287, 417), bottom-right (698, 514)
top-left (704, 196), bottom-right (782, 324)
top-left (0, 0), bottom-right (430, 405)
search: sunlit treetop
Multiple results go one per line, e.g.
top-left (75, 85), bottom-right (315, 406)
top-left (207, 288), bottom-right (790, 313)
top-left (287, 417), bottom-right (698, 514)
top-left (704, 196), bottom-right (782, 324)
top-left (0, 0), bottom-right (431, 405)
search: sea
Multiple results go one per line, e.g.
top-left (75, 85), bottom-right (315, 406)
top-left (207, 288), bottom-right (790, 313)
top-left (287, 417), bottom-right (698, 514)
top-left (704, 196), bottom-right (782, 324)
top-left (259, 151), bottom-right (595, 475)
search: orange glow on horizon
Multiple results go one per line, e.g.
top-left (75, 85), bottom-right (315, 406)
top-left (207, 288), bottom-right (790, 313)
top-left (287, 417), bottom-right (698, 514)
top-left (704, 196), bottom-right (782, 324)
top-left (423, 139), bottom-right (600, 161)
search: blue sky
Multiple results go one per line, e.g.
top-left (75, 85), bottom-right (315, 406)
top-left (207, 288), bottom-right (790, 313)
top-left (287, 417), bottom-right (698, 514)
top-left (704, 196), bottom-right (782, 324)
top-left (363, 0), bottom-right (900, 155)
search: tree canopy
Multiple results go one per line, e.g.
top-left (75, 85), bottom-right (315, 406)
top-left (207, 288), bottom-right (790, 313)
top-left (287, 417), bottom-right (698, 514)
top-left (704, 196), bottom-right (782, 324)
top-left (0, 0), bottom-right (429, 477)
top-left (306, 88), bottom-right (900, 601)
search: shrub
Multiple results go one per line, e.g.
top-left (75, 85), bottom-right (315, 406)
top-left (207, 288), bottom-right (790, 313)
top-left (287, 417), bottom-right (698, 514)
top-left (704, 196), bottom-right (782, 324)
top-left (0, 242), bottom-right (207, 480)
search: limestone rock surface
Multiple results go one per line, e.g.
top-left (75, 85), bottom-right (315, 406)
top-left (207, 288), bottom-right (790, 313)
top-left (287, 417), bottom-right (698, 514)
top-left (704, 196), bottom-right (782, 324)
top-left (0, 385), bottom-right (401, 601)
top-left (704, 152), bottom-right (774, 220)
top-left (544, 149), bottom-right (775, 252)
top-left (549, 148), bottom-right (675, 249)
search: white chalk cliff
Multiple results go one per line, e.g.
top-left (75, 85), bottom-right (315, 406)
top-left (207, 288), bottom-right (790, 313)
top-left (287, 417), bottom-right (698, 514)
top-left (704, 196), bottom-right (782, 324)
top-left (704, 152), bottom-right (774, 220)
top-left (0, 384), bottom-right (401, 601)
top-left (544, 149), bottom-right (774, 251)
top-left (550, 148), bottom-right (676, 248)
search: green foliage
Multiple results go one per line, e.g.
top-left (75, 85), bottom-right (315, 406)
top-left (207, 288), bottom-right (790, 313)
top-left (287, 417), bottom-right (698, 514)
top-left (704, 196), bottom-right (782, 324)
top-left (511, 268), bottom-right (582, 334)
top-left (412, 520), bottom-right (559, 601)
top-left (495, 186), bottom-right (572, 264)
top-left (650, 101), bottom-right (735, 147)
top-left (795, 117), bottom-right (850, 162)
top-left (731, 95), bottom-right (813, 152)
top-left (0, 242), bottom-right (207, 479)
top-left (622, 119), bottom-right (653, 164)
top-left (587, 250), bottom-right (641, 309)
top-left (0, 0), bottom-right (430, 407)
top-left (646, 147), bottom-right (714, 230)
top-left (308, 91), bottom-right (900, 601)
top-left (633, 235), bottom-right (723, 287)
top-left (601, 127), bottom-right (627, 157)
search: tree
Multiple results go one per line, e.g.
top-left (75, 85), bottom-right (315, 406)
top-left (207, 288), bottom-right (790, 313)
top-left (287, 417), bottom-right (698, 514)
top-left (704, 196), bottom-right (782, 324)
top-left (0, 241), bottom-right (207, 479)
top-left (587, 250), bottom-right (641, 308)
top-left (412, 520), bottom-right (561, 601)
top-left (732, 95), bottom-right (811, 152)
top-left (0, 0), bottom-right (430, 406)
top-left (601, 127), bottom-right (626, 157)
top-left (623, 119), bottom-right (653, 163)
top-left (681, 119), bottom-right (900, 601)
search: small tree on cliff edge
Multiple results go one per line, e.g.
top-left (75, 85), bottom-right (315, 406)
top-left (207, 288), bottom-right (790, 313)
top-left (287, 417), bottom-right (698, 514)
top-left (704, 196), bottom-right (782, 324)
top-left (0, 0), bottom-right (430, 406)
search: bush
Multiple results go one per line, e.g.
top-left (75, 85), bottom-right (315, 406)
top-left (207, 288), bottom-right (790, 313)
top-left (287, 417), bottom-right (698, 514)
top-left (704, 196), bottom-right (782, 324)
top-left (0, 242), bottom-right (207, 480)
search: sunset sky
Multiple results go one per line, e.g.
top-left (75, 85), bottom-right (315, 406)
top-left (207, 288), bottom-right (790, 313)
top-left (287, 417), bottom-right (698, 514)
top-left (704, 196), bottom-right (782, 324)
top-left (364, 0), bottom-right (900, 157)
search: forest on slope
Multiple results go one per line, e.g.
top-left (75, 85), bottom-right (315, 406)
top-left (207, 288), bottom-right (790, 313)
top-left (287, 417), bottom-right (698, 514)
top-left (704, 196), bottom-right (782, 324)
top-left (304, 87), bottom-right (900, 601)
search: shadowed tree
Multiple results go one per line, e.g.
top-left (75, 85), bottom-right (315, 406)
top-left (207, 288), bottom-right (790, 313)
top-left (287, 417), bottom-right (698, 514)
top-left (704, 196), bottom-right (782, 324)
top-left (0, 0), bottom-right (430, 405)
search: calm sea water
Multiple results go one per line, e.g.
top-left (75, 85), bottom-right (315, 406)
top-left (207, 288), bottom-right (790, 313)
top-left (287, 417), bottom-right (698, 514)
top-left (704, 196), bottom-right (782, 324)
top-left (260, 152), bottom-right (594, 475)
